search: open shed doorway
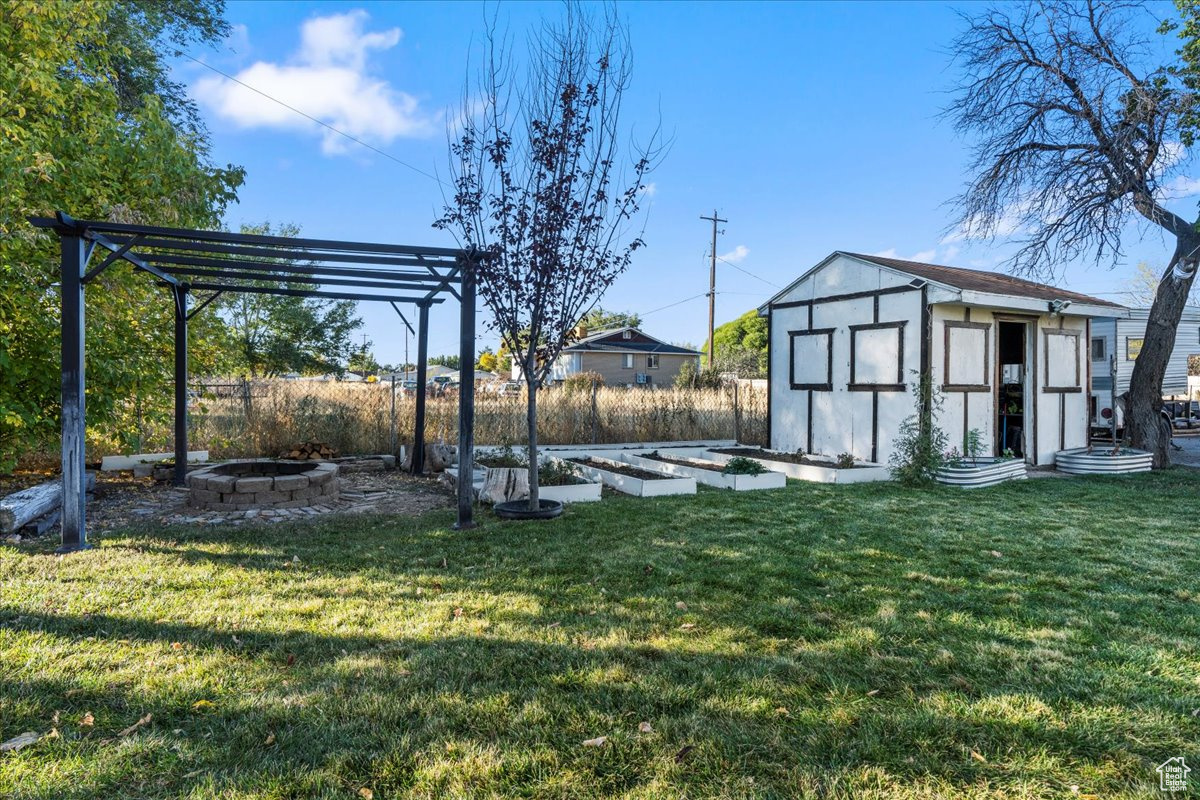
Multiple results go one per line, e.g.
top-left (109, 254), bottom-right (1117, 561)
top-left (996, 320), bottom-right (1031, 460)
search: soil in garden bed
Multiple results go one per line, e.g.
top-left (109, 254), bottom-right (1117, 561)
top-left (640, 452), bottom-right (728, 470)
top-left (567, 457), bottom-right (678, 482)
top-left (709, 447), bottom-right (867, 468)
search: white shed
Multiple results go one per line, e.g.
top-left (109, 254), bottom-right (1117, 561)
top-left (759, 252), bottom-right (1128, 466)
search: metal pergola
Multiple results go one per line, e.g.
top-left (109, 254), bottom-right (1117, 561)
top-left (31, 211), bottom-right (480, 552)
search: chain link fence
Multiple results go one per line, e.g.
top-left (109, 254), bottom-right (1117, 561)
top-left (174, 378), bottom-right (766, 459)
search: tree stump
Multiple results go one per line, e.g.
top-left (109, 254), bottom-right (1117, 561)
top-left (478, 467), bottom-right (529, 504)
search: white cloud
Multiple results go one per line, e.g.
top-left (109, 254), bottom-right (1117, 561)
top-left (870, 247), bottom-right (952, 264)
top-left (911, 249), bottom-right (937, 262)
top-left (870, 247), bottom-right (899, 259)
top-left (639, 182), bottom-right (657, 197)
top-left (719, 244), bottom-right (749, 263)
top-left (1157, 175), bottom-right (1200, 200)
top-left (194, 10), bottom-right (434, 155)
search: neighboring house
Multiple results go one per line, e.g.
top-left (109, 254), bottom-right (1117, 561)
top-left (759, 251), bottom-right (1127, 466)
top-left (512, 327), bottom-right (703, 388)
top-left (1090, 306), bottom-right (1200, 397)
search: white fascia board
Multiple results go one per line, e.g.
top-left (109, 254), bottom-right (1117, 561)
top-left (957, 289), bottom-right (1129, 319)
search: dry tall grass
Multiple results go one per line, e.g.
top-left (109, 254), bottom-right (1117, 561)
top-left (172, 380), bottom-right (766, 458)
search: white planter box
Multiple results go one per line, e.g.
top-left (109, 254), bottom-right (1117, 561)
top-left (935, 457), bottom-right (1027, 488)
top-left (567, 455), bottom-right (697, 497)
top-left (1055, 447), bottom-right (1153, 475)
top-left (685, 448), bottom-right (890, 484)
top-left (621, 452), bottom-right (786, 491)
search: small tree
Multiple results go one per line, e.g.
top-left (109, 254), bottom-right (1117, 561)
top-left (947, 0), bottom-right (1200, 467)
top-left (436, 4), bottom-right (659, 510)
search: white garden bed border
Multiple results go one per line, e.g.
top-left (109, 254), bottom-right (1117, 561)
top-left (691, 447), bottom-right (890, 484)
top-left (619, 450), bottom-right (786, 491)
top-left (566, 454), bottom-right (697, 497)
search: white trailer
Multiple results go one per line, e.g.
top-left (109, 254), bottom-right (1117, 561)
top-left (1089, 306), bottom-right (1200, 434)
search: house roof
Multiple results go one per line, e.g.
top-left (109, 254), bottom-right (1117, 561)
top-left (844, 252), bottom-right (1125, 309)
top-left (562, 326), bottom-right (703, 356)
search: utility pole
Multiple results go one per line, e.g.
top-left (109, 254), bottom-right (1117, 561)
top-left (700, 209), bottom-right (727, 368)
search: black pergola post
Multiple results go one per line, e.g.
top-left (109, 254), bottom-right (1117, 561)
top-left (60, 233), bottom-right (90, 553)
top-left (33, 212), bottom-right (473, 550)
top-left (411, 301), bottom-right (430, 474)
top-left (454, 257), bottom-right (477, 530)
top-left (172, 284), bottom-right (189, 486)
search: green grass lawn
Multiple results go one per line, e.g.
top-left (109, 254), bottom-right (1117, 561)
top-left (1, 472), bottom-right (1198, 799)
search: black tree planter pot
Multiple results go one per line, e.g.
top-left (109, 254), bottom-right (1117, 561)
top-left (493, 499), bottom-right (565, 520)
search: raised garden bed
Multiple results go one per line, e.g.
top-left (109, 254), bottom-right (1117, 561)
top-left (567, 456), bottom-right (697, 497)
top-left (623, 451), bottom-right (786, 491)
top-left (703, 447), bottom-right (890, 484)
top-left (1056, 447), bottom-right (1153, 475)
top-left (472, 449), bottom-right (602, 504)
top-left (935, 457), bottom-right (1027, 488)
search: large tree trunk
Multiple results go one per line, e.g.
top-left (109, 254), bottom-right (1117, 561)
top-left (526, 377), bottom-right (540, 511)
top-left (1126, 243), bottom-right (1199, 468)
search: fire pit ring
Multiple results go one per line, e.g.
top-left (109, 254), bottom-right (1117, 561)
top-left (185, 459), bottom-right (339, 511)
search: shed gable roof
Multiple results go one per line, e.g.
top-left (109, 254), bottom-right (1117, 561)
top-left (844, 252), bottom-right (1124, 309)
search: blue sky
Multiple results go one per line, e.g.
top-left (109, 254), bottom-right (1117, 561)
top-left (174, 0), bottom-right (1197, 366)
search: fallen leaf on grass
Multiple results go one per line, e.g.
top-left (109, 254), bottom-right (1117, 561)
top-left (264, 732), bottom-right (276, 746)
top-left (0, 732), bottom-right (39, 752)
top-left (452, 607), bottom-right (464, 619)
top-left (675, 601), bottom-right (688, 610)
top-left (546, 622), bottom-right (561, 629)
top-left (80, 712), bottom-right (94, 728)
top-left (638, 721), bottom-right (652, 733)
top-left (285, 653), bottom-right (297, 667)
top-left (988, 550), bottom-right (1002, 558)
top-left (969, 749), bottom-right (987, 763)
top-left (170, 642), bottom-right (183, 651)
top-left (866, 689), bottom-right (880, 697)
top-left (358, 789), bottom-right (374, 799)
top-left (191, 700), bottom-right (215, 712)
top-left (674, 744), bottom-right (695, 763)
top-left (117, 714), bottom-right (152, 737)
top-left (678, 623), bottom-right (696, 631)
top-left (582, 736), bottom-right (607, 747)
top-left (774, 707), bottom-right (789, 716)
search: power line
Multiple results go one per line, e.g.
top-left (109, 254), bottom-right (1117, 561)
top-left (179, 51), bottom-right (447, 187)
top-left (716, 255), bottom-right (781, 289)
top-left (640, 292), bottom-right (708, 317)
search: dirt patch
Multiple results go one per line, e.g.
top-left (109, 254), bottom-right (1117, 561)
top-left (4, 468), bottom-right (454, 539)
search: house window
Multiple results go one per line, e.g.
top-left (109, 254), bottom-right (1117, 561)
top-left (647, 354), bottom-right (659, 369)
top-left (621, 354), bottom-right (634, 369)
top-left (1091, 337), bottom-right (1106, 361)
top-left (622, 330), bottom-right (632, 339)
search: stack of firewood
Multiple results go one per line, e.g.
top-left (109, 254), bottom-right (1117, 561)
top-left (279, 441), bottom-right (338, 460)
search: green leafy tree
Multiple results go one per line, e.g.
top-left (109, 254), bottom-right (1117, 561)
top-left (429, 355), bottom-right (461, 370)
top-left (216, 224), bottom-right (364, 378)
top-left (579, 307), bottom-right (641, 332)
top-left (0, 0), bottom-right (243, 467)
top-left (707, 309), bottom-right (767, 377)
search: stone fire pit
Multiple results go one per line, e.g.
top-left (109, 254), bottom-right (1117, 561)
top-left (186, 459), bottom-right (339, 511)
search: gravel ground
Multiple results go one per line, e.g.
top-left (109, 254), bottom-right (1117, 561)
top-left (3, 466), bottom-right (454, 542)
